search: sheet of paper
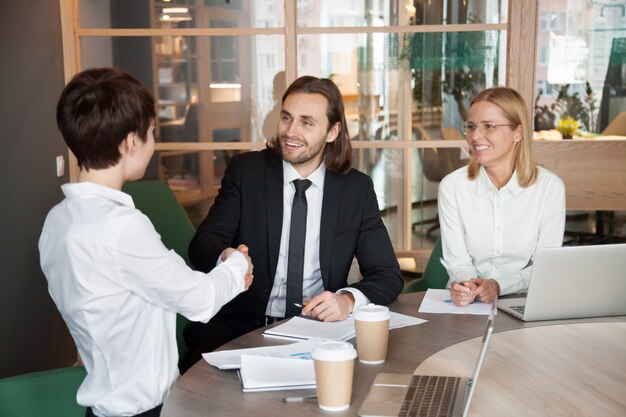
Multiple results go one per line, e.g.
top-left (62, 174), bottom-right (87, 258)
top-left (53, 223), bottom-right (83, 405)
top-left (202, 337), bottom-right (323, 370)
top-left (389, 311), bottom-right (428, 329)
top-left (263, 316), bottom-right (355, 341)
top-left (262, 312), bottom-right (427, 342)
top-left (419, 288), bottom-right (493, 315)
top-left (238, 354), bottom-right (316, 392)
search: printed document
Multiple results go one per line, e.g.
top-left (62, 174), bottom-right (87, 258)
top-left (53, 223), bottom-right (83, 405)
top-left (203, 337), bottom-right (323, 370)
top-left (262, 312), bottom-right (426, 341)
top-left (238, 354), bottom-right (316, 392)
top-left (419, 288), bottom-right (493, 315)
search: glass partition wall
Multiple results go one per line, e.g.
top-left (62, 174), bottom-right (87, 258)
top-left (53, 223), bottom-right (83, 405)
top-left (532, 0), bottom-right (626, 243)
top-left (534, 0), bottom-right (626, 137)
top-left (61, 0), bottom-right (517, 265)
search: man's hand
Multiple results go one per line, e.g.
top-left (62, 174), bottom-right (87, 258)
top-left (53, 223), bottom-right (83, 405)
top-left (301, 291), bottom-right (355, 322)
top-left (221, 244), bottom-right (254, 291)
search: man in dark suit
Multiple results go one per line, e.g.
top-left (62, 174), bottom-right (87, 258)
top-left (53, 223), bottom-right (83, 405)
top-left (182, 76), bottom-right (402, 371)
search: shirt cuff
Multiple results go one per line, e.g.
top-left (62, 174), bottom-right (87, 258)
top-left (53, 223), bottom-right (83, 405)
top-left (494, 277), bottom-right (527, 296)
top-left (337, 287), bottom-right (369, 313)
top-left (221, 251), bottom-right (248, 288)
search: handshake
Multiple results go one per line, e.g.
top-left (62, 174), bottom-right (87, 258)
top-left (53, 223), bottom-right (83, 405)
top-left (221, 244), bottom-right (254, 291)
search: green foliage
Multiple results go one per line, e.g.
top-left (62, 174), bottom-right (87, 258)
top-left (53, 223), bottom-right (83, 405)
top-left (534, 82), bottom-right (598, 132)
top-left (401, 31), bottom-right (499, 120)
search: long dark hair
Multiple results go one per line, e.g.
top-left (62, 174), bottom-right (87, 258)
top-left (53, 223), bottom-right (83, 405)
top-left (267, 75), bottom-right (352, 174)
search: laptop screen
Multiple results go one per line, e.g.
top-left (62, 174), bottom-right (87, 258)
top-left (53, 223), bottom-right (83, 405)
top-left (462, 303), bottom-right (496, 417)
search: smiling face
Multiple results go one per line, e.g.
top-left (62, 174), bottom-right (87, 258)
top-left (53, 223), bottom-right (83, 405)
top-left (278, 92), bottom-right (339, 177)
top-left (466, 100), bottom-right (522, 176)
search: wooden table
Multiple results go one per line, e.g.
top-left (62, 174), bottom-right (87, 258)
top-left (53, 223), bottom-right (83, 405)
top-left (162, 293), bottom-right (626, 416)
top-left (415, 322), bottom-right (626, 416)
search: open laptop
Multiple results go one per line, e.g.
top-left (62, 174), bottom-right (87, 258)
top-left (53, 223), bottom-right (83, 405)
top-left (498, 243), bottom-right (626, 321)
top-left (358, 305), bottom-right (495, 417)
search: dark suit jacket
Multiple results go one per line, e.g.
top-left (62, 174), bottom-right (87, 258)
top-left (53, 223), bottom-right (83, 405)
top-left (186, 149), bottom-right (402, 350)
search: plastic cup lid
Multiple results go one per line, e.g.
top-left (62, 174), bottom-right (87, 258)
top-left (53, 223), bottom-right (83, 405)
top-left (353, 304), bottom-right (391, 321)
top-left (311, 341), bottom-right (357, 361)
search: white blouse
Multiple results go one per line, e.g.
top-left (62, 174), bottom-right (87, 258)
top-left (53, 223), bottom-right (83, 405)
top-left (39, 182), bottom-right (248, 417)
top-left (438, 165), bottom-right (566, 295)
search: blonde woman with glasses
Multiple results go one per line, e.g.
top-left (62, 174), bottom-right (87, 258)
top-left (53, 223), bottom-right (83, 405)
top-left (439, 87), bottom-right (566, 307)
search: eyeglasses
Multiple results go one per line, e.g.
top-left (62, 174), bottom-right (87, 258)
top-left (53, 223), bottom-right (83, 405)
top-left (461, 121), bottom-right (515, 135)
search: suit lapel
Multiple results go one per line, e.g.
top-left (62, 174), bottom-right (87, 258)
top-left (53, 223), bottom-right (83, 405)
top-left (320, 171), bottom-right (342, 288)
top-left (266, 152), bottom-right (284, 282)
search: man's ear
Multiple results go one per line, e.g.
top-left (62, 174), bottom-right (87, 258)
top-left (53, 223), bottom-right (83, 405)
top-left (326, 122), bottom-right (340, 143)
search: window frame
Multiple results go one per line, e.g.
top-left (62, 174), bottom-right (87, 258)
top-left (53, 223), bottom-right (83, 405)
top-left (58, 0), bottom-right (538, 260)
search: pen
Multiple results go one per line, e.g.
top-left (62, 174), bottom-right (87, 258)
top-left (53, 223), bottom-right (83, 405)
top-left (439, 258), bottom-right (470, 295)
top-left (293, 303), bottom-right (323, 321)
top-left (282, 395), bottom-right (317, 403)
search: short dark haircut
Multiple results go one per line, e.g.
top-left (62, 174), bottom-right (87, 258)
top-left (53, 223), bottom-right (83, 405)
top-left (267, 75), bottom-right (352, 174)
top-left (56, 67), bottom-right (156, 170)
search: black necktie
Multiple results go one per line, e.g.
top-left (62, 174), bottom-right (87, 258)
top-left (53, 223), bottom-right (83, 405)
top-left (285, 179), bottom-right (312, 318)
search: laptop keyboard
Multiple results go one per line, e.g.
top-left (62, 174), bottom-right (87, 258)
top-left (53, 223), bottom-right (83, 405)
top-left (510, 305), bottom-right (525, 315)
top-left (399, 375), bottom-right (461, 417)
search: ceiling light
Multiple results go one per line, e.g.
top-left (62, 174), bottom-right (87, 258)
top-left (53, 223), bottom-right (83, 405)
top-left (209, 83), bottom-right (242, 89)
top-left (160, 7), bottom-right (192, 23)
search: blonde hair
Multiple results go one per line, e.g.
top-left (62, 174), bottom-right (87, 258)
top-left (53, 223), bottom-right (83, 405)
top-left (467, 87), bottom-right (537, 187)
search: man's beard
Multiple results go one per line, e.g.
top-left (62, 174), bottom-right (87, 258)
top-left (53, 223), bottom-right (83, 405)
top-left (279, 134), bottom-right (326, 166)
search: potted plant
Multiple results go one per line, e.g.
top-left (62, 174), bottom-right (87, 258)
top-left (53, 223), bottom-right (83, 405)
top-left (556, 116), bottom-right (579, 139)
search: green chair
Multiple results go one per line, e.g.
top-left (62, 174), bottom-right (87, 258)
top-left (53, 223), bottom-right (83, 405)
top-left (122, 180), bottom-right (196, 365)
top-left (402, 236), bottom-right (449, 293)
top-left (0, 366), bottom-right (87, 417)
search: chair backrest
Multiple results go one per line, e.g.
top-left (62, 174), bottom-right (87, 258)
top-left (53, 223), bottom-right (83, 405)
top-left (602, 111), bottom-right (626, 136)
top-left (414, 123), bottom-right (466, 183)
top-left (440, 127), bottom-right (464, 140)
top-left (0, 366), bottom-right (87, 417)
top-left (402, 237), bottom-right (448, 293)
top-left (121, 180), bottom-right (196, 364)
top-left (122, 180), bottom-right (195, 265)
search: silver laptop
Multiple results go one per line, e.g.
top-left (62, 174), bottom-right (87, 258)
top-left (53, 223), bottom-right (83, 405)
top-left (498, 243), bottom-right (626, 321)
top-left (358, 305), bottom-right (495, 417)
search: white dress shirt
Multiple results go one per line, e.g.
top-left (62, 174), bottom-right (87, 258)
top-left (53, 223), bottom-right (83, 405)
top-left (438, 165), bottom-right (566, 295)
top-left (39, 182), bottom-right (247, 417)
top-left (265, 162), bottom-right (368, 317)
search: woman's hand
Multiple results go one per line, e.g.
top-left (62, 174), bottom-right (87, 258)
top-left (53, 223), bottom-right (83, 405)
top-left (450, 281), bottom-right (478, 306)
top-left (471, 278), bottom-right (500, 303)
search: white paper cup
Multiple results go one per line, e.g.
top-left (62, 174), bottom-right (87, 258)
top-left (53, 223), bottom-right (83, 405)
top-left (311, 341), bottom-right (357, 411)
top-left (353, 304), bottom-right (391, 364)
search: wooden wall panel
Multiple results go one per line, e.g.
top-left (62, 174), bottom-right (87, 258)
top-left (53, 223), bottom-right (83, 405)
top-left (533, 140), bottom-right (626, 211)
top-left (507, 0), bottom-right (539, 124)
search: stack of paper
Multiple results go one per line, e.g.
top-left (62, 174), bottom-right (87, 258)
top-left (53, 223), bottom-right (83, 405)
top-left (203, 337), bottom-right (323, 370)
top-left (263, 316), bottom-right (355, 341)
top-left (205, 312), bottom-right (427, 392)
top-left (238, 355), bottom-right (316, 392)
top-left (262, 312), bottom-right (426, 341)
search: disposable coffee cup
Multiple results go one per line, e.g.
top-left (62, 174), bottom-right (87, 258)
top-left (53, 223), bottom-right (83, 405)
top-left (353, 304), bottom-right (391, 364)
top-left (311, 341), bottom-right (357, 411)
